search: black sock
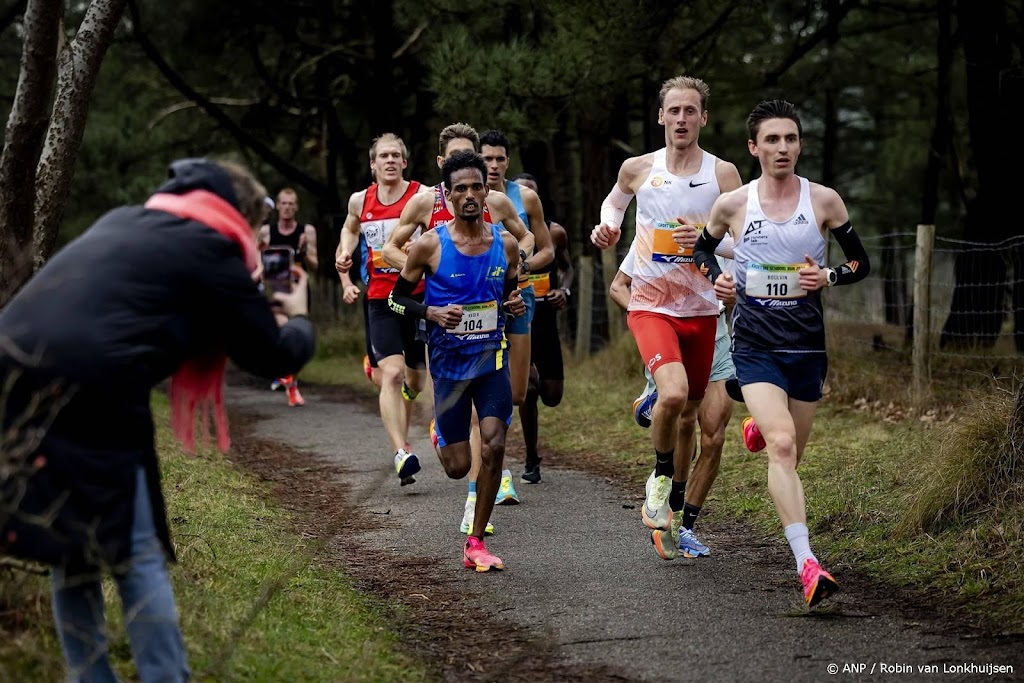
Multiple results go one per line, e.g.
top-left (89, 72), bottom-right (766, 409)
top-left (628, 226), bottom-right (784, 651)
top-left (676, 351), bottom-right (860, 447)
top-left (525, 454), bottom-right (541, 469)
top-left (682, 503), bottom-right (701, 530)
top-left (655, 449), bottom-right (674, 478)
top-left (669, 481), bottom-right (687, 512)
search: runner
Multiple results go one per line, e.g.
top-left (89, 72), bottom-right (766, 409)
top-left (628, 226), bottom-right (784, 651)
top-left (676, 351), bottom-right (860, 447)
top-left (388, 149), bottom-right (526, 571)
top-left (611, 238), bottom-right (741, 558)
top-left (260, 187), bottom-right (319, 407)
top-left (479, 132), bottom-right (555, 501)
top-left (590, 75), bottom-right (742, 561)
top-left (510, 173), bottom-right (573, 484)
top-left (693, 99), bottom-right (871, 606)
top-left (335, 133), bottom-right (432, 486)
top-left (381, 122), bottom-right (533, 534)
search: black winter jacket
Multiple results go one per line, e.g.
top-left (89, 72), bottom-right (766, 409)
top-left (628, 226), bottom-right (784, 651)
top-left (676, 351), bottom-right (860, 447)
top-left (0, 195), bottom-right (314, 572)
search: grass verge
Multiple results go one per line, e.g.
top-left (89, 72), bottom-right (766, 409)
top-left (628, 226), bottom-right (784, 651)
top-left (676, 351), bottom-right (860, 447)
top-left (1, 393), bottom-right (426, 682)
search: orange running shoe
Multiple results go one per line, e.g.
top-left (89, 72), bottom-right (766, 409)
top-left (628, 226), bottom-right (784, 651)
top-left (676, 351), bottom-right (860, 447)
top-left (801, 558), bottom-right (839, 607)
top-left (287, 382), bottom-right (305, 407)
top-left (742, 416), bottom-right (765, 453)
top-left (463, 536), bottom-right (504, 572)
top-left (362, 355), bottom-right (373, 383)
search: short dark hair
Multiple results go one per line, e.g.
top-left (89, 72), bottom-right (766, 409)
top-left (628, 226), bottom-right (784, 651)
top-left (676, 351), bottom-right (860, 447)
top-left (441, 150), bottom-right (487, 191)
top-left (480, 129), bottom-right (511, 155)
top-left (511, 172), bottom-right (537, 184)
top-left (747, 100), bottom-right (802, 141)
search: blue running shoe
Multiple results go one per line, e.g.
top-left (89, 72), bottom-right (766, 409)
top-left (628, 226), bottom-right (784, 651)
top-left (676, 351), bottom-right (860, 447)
top-left (679, 528), bottom-right (710, 557)
top-left (394, 448), bottom-right (420, 485)
top-left (633, 390), bottom-right (658, 429)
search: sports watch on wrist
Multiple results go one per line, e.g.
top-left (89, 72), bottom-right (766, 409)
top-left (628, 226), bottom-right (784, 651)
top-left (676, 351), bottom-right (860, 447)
top-left (519, 250), bottom-right (530, 274)
top-left (825, 268), bottom-right (838, 287)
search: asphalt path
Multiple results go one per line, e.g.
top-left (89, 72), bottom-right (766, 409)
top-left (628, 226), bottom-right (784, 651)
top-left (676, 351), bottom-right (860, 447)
top-left (227, 381), bottom-right (1024, 682)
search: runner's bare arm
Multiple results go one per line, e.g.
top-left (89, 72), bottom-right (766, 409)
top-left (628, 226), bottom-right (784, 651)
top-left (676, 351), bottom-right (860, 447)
top-left (501, 231), bottom-right (526, 317)
top-left (694, 188), bottom-right (745, 302)
top-left (545, 222), bottom-right (573, 310)
top-left (257, 225), bottom-right (270, 250)
top-left (592, 155), bottom-right (649, 249)
top-left (301, 225), bottom-right (319, 271)
top-left (382, 191), bottom-right (432, 270)
top-left (487, 192), bottom-right (535, 254)
top-left (519, 186), bottom-right (553, 271)
top-left (336, 191), bottom-right (364, 290)
top-left (609, 270), bottom-right (632, 311)
top-left (714, 159), bottom-right (743, 194)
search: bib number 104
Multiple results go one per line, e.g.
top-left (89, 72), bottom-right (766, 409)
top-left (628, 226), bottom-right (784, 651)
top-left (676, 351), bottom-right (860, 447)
top-left (460, 318), bottom-right (486, 332)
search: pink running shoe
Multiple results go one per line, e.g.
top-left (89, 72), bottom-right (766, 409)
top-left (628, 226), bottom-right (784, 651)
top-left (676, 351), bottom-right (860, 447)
top-left (742, 416), bottom-right (765, 453)
top-left (362, 355), bottom-right (373, 383)
top-left (463, 536), bottom-right (504, 572)
top-left (801, 558), bottom-right (839, 607)
top-left (429, 418), bottom-right (439, 450)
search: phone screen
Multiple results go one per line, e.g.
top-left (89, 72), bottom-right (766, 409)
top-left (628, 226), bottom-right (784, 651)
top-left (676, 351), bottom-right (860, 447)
top-left (262, 247), bottom-right (294, 295)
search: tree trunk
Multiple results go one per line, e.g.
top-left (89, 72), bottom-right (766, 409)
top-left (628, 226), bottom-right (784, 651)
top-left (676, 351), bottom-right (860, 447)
top-left (941, 0), bottom-right (1018, 349)
top-left (0, 0), bottom-right (61, 305)
top-left (33, 0), bottom-right (127, 269)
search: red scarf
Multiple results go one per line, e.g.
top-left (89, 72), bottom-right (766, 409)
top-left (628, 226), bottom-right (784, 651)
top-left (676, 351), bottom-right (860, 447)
top-left (144, 190), bottom-right (259, 453)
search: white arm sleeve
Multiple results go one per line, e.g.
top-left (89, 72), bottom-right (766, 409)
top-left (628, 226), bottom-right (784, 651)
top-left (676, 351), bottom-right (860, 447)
top-left (600, 184), bottom-right (633, 228)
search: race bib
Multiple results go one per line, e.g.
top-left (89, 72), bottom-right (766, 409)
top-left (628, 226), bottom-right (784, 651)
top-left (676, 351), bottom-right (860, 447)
top-left (519, 272), bottom-right (551, 297)
top-left (449, 300), bottom-right (499, 335)
top-left (745, 263), bottom-right (807, 307)
top-left (651, 221), bottom-right (704, 264)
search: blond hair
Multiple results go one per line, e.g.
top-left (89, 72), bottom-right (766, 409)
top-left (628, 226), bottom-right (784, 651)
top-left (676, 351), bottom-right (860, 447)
top-left (369, 132), bottom-right (409, 160)
top-left (658, 75), bottom-right (711, 112)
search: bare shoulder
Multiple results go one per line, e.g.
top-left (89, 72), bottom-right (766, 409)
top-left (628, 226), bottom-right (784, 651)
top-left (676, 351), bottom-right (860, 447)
top-left (619, 153), bottom-right (656, 191)
top-left (347, 189), bottom-right (368, 213)
top-left (409, 226), bottom-right (440, 254)
top-left (485, 190), bottom-right (514, 214)
top-left (808, 182), bottom-right (848, 225)
top-left (713, 183), bottom-right (749, 216)
top-left (714, 158), bottom-right (743, 192)
top-left (549, 221), bottom-right (567, 242)
top-left (500, 229), bottom-right (519, 254)
top-left (413, 181), bottom-right (434, 195)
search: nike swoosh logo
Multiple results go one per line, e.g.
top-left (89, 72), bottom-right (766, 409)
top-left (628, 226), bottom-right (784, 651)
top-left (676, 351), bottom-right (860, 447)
top-left (689, 180), bottom-right (710, 188)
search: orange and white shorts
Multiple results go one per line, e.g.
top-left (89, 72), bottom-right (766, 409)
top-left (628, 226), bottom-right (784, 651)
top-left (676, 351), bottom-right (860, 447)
top-left (626, 310), bottom-right (717, 400)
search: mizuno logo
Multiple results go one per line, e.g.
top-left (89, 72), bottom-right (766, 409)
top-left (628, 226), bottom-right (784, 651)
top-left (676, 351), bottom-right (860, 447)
top-left (689, 180), bottom-right (710, 188)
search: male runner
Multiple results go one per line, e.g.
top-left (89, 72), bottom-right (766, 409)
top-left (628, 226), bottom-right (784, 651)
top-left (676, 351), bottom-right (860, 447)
top-left (388, 150), bottom-right (525, 571)
top-left (511, 173), bottom-right (573, 484)
top-left (693, 99), bottom-right (870, 606)
top-left (480, 132), bottom-right (554, 501)
top-left (335, 133), bottom-right (432, 486)
top-left (611, 238), bottom-right (740, 558)
top-left (381, 123), bottom-right (533, 534)
top-left (591, 75), bottom-right (742, 560)
top-left (261, 187), bottom-right (319, 406)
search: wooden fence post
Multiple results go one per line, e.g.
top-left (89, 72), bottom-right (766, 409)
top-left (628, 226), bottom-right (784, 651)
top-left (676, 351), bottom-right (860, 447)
top-left (602, 247), bottom-right (622, 344)
top-left (913, 224), bottom-right (935, 411)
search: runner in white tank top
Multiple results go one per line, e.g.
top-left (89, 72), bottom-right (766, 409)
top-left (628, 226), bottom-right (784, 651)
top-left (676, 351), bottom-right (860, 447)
top-left (591, 75), bottom-right (743, 561)
top-left (694, 100), bottom-right (871, 608)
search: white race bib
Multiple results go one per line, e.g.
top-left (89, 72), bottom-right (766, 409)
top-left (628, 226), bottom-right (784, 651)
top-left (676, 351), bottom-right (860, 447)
top-left (746, 263), bottom-right (807, 308)
top-left (449, 300), bottom-right (499, 335)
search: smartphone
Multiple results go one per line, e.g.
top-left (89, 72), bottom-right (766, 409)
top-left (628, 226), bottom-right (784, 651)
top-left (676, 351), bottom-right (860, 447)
top-left (262, 246), bottom-right (294, 295)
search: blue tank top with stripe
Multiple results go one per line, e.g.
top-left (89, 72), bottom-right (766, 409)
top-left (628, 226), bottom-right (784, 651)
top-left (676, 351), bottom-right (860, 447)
top-left (425, 224), bottom-right (509, 380)
top-left (503, 180), bottom-right (529, 229)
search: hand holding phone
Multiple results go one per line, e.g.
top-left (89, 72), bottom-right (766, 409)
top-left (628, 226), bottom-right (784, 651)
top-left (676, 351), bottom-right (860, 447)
top-left (262, 246), bottom-right (295, 295)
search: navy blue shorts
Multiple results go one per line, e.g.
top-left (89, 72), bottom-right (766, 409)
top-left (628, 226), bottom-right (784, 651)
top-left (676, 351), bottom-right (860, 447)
top-left (732, 349), bottom-right (828, 403)
top-left (433, 368), bottom-right (513, 448)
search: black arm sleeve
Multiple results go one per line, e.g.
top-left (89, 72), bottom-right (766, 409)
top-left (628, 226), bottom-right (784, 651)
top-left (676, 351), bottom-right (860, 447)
top-left (388, 275), bottom-right (428, 318)
top-left (502, 275), bottom-right (517, 303)
top-left (693, 231), bottom-right (724, 283)
top-left (831, 222), bottom-right (870, 285)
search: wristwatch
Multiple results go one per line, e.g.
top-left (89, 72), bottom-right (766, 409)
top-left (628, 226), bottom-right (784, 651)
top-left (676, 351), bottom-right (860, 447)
top-left (561, 287), bottom-right (571, 297)
top-left (825, 268), bottom-right (837, 287)
top-left (519, 250), bottom-right (530, 274)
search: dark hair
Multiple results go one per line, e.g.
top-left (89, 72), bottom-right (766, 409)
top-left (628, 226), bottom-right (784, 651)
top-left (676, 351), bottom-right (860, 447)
top-left (511, 172), bottom-right (537, 184)
top-left (479, 129), bottom-right (511, 155)
top-left (441, 150), bottom-right (487, 191)
top-left (747, 100), bottom-right (802, 141)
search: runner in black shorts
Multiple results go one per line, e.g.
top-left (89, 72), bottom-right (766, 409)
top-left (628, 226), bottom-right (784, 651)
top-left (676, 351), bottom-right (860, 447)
top-left (511, 174), bottom-right (573, 484)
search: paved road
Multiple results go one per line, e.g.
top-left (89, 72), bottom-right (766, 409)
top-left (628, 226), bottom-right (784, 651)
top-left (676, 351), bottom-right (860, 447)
top-left (227, 382), bottom-right (1023, 682)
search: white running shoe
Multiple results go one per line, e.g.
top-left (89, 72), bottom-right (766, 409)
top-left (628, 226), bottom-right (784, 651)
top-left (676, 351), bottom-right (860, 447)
top-left (642, 473), bottom-right (672, 530)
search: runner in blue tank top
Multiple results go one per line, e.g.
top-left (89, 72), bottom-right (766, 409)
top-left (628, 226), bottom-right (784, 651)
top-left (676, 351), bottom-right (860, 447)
top-left (694, 100), bottom-right (871, 609)
top-left (389, 150), bottom-right (526, 573)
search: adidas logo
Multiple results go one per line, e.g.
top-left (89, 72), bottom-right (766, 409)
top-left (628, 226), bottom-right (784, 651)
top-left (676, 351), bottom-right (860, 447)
top-left (794, 214), bottom-right (809, 225)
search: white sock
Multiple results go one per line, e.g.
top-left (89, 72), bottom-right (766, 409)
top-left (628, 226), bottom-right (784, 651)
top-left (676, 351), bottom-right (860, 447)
top-left (784, 523), bottom-right (815, 574)
top-left (501, 469), bottom-right (512, 479)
